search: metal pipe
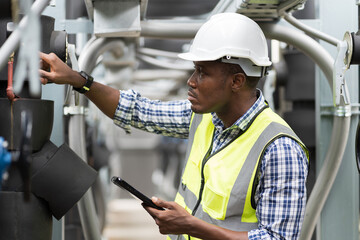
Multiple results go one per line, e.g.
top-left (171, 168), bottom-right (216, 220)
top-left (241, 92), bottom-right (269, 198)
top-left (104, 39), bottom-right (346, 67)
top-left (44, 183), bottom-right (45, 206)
top-left (78, 37), bottom-right (126, 73)
top-left (133, 69), bottom-right (189, 82)
top-left (0, 0), bottom-right (50, 72)
top-left (140, 20), bottom-right (203, 39)
top-left (300, 115), bottom-right (350, 240)
top-left (68, 114), bottom-right (101, 240)
top-left (260, 23), bottom-right (333, 86)
top-left (137, 54), bottom-right (193, 71)
top-left (138, 47), bottom-right (180, 59)
top-left (283, 12), bottom-right (341, 46)
top-left (260, 22), bottom-right (351, 240)
top-left (67, 37), bottom-right (103, 240)
top-left (68, 37), bottom-right (131, 240)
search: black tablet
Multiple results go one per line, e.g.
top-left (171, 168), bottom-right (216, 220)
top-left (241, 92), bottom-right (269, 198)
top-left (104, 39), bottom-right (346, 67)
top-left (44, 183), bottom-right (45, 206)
top-left (111, 176), bottom-right (165, 211)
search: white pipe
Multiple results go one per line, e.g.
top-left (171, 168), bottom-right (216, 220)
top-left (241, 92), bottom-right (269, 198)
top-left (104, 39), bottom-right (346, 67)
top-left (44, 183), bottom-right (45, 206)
top-left (300, 115), bottom-right (351, 240)
top-left (67, 38), bottom-right (104, 240)
top-left (68, 113), bottom-right (101, 240)
top-left (140, 20), bottom-right (203, 39)
top-left (260, 23), bottom-right (351, 240)
top-left (133, 69), bottom-right (189, 82)
top-left (283, 12), bottom-right (341, 46)
top-left (138, 47), bottom-right (180, 59)
top-left (68, 37), bottom-right (132, 240)
top-left (78, 37), bottom-right (126, 73)
top-left (260, 23), bottom-right (333, 86)
top-left (137, 54), bottom-right (193, 71)
top-left (0, 0), bottom-right (51, 71)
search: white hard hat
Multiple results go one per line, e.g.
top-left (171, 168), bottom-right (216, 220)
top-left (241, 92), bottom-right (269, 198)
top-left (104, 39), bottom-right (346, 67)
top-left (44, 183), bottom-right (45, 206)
top-left (178, 13), bottom-right (272, 77)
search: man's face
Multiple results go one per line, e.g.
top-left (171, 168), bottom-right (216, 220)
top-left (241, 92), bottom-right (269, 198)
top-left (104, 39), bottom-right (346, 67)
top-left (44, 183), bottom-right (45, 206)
top-left (187, 61), bottom-right (233, 114)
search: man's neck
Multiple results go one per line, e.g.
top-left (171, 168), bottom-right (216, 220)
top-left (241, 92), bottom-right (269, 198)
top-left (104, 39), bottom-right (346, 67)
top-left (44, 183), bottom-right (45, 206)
top-left (217, 92), bottom-right (258, 129)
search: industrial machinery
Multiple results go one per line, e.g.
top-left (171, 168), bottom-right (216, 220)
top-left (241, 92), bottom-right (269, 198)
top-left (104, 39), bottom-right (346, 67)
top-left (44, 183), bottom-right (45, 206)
top-left (0, 0), bottom-right (359, 240)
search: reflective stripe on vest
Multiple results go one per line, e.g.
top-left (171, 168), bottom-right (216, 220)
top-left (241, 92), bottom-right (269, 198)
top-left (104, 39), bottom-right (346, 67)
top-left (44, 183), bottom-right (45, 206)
top-left (169, 108), bottom-right (308, 240)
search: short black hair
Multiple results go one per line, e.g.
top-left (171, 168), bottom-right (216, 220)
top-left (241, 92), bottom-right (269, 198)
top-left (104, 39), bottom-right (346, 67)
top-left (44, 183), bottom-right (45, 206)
top-left (222, 62), bottom-right (260, 89)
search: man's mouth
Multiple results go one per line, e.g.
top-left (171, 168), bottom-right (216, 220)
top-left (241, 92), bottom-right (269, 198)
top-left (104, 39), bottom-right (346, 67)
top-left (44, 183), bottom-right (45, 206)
top-left (187, 89), bottom-right (197, 101)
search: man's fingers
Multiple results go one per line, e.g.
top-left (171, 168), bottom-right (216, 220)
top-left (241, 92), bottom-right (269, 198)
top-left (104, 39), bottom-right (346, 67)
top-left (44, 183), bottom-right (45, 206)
top-left (40, 59), bottom-right (50, 71)
top-left (39, 52), bottom-right (59, 66)
top-left (39, 69), bottom-right (53, 84)
top-left (152, 197), bottom-right (171, 209)
top-left (39, 52), bottom-right (51, 62)
top-left (39, 52), bottom-right (51, 71)
top-left (39, 69), bottom-right (50, 78)
top-left (40, 77), bottom-right (47, 85)
top-left (142, 203), bottom-right (157, 218)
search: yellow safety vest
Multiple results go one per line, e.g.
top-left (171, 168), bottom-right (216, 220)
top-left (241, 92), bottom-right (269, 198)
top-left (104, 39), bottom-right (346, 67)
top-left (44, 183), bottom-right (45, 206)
top-left (168, 107), bottom-right (308, 240)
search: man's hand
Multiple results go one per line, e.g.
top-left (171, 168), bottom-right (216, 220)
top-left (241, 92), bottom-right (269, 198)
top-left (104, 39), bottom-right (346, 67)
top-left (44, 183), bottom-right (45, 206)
top-left (143, 197), bottom-right (250, 240)
top-left (143, 197), bottom-right (193, 235)
top-left (39, 52), bottom-right (82, 87)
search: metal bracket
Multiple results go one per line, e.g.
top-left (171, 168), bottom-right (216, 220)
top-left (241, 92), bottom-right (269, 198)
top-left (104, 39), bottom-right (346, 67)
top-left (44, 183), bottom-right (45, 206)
top-left (63, 106), bottom-right (88, 116)
top-left (333, 40), bottom-right (351, 106)
top-left (64, 44), bottom-right (80, 106)
top-left (320, 103), bottom-right (359, 117)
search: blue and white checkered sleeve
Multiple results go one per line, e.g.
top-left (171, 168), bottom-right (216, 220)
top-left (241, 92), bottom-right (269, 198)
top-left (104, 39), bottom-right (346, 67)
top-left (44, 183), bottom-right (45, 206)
top-left (248, 137), bottom-right (309, 240)
top-left (113, 89), bottom-right (192, 138)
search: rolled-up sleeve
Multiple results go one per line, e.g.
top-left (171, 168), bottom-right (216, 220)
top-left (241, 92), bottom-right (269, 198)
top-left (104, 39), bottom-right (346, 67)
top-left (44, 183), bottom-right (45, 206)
top-left (113, 89), bottom-right (192, 138)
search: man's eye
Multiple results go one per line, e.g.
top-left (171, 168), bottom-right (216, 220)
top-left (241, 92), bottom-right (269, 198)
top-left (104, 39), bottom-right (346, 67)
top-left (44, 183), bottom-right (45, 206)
top-left (194, 66), bottom-right (205, 78)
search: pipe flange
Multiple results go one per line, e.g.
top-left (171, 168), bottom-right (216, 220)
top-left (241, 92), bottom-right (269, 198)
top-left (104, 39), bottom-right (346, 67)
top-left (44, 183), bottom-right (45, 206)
top-left (343, 31), bottom-right (353, 69)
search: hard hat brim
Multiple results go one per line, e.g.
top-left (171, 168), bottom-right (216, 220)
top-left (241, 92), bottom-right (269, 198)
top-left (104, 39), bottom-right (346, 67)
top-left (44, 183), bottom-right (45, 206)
top-left (178, 52), bottom-right (217, 62)
top-left (178, 52), bottom-right (272, 67)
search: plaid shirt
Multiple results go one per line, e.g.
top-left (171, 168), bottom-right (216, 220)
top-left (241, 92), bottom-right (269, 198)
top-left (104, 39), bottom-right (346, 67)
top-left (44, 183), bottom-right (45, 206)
top-left (114, 89), bottom-right (308, 240)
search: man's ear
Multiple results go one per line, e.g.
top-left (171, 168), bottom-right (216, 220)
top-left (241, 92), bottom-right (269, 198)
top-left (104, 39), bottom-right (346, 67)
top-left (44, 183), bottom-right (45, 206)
top-left (232, 72), bottom-right (246, 92)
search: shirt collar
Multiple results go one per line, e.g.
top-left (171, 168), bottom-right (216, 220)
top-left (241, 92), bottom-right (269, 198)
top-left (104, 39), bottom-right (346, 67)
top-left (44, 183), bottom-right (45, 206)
top-left (211, 89), bottom-right (267, 131)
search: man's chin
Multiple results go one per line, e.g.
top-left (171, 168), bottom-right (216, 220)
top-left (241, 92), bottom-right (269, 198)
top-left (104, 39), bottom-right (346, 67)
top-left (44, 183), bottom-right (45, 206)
top-left (191, 105), bottom-right (208, 114)
top-left (191, 105), bottom-right (201, 113)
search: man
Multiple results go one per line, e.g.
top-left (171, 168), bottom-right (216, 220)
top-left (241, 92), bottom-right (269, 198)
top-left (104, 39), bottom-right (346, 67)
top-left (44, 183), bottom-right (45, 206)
top-left (40, 13), bottom-right (308, 240)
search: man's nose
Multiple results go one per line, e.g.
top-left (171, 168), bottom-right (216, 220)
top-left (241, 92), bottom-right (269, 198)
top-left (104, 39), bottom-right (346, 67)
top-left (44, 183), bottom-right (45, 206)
top-left (187, 72), bottom-right (196, 88)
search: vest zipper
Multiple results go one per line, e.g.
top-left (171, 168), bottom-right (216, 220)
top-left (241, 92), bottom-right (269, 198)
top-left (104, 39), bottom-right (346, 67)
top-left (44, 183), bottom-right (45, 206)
top-left (191, 126), bottom-right (246, 218)
top-left (188, 139), bottom-right (213, 240)
top-left (192, 138), bottom-right (213, 216)
top-left (187, 128), bottom-right (245, 240)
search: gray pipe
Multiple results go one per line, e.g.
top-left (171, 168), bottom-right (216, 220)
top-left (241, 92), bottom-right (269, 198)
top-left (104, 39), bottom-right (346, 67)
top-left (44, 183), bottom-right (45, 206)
top-left (68, 37), bottom-right (131, 240)
top-left (282, 12), bottom-right (341, 47)
top-left (0, 0), bottom-right (51, 72)
top-left (137, 54), bottom-right (193, 70)
top-left (301, 115), bottom-right (350, 240)
top-left (68, 112), bottom-right (102, 240)
top-left (67, 39), bottom-right (103, 240)
top-left (78, 37), bottom-right (126, 73)
top-left (260, 23), bottom-right (351, 240)
top-left (260, 23), bottom-right (334, 86)
top-left (140, 20), bottom-right (203, 39)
